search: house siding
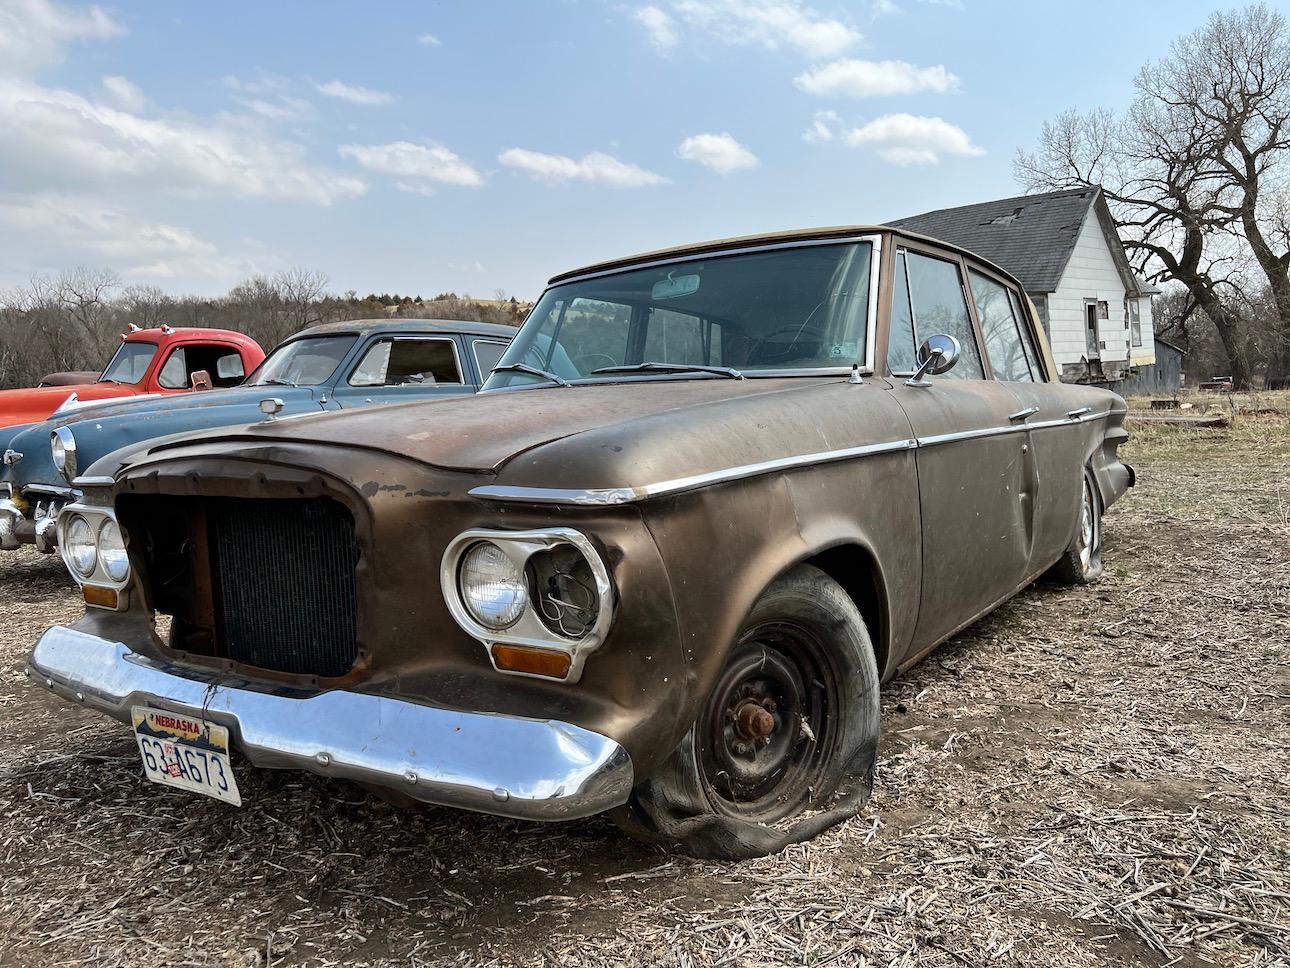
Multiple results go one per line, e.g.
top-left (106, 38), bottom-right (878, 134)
top-left (1048, 211), bottom-right (1132, 371)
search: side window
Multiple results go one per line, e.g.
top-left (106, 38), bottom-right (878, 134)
top-left (643, 308), bottom-right (723, 365)
top-left (969, 270), bottom-right (1035, 382)
top-left (903, 251), bottom-right (985, 380)
top-left (157, 348), bottom-right (188, 389)
top-left (349, 338), bottom-right (462, 387)
top-left (472, 339), bottom-right (509, 379)
top-left (888, 251), bottom-right (917, 373)
top-left (1129, 299), bottom-right (1143, 347)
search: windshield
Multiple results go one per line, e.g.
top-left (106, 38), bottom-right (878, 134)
top-left (250, 335), bottom-right (357, 387)
top-left (485, 241), bottom-right (873, 389)
top-left (99, 341), bottom-right (158, 385)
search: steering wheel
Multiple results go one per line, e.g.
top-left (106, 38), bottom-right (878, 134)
top-left (573, 353), bottom-right (618, 373)
top-left (761, 323), bottom-right (828, 345)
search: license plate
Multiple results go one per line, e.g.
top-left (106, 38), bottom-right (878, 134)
top-left (131, 706), bottom-right (242, 806)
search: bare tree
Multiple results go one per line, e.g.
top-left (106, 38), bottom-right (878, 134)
top-left (1016, 4), bottom-right (1290, 387)
top-left (120, 284), bottom-right (172, 329)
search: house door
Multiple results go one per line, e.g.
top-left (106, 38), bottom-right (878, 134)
top-left (1084, 302), bottom-right (1101, 359)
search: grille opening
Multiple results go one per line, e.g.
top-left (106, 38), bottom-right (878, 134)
top-left (119, 494), bottom-right (362, 678)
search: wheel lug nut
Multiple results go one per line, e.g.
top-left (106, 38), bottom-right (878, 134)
top-left (734, 742), bottom-right (749, 755)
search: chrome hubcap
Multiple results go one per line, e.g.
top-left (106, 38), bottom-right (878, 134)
top-left (1078, 480), bottom-right (1097, 570)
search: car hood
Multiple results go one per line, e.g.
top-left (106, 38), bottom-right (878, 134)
top-left (137, 377), bottom-right (862, 484)
top-left (4, 386), bottom-right (319, 490)
top-left (0, 383), bottom-right (140, 429)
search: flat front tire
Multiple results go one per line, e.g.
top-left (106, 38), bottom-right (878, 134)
top-left (613, 565), bottom-right (881, 859)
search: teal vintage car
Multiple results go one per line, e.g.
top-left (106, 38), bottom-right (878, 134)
top-left (0, 318), bottom-right (513, 555)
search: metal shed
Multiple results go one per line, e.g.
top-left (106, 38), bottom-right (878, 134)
top-left (1111, 338), bottom-right (1186, 397)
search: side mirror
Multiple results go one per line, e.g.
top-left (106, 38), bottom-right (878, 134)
top-left (906, 334), bottom-right (961, 387)
top-left (189, 370), bottom-right (213, 391)
top-left (216, 354), bottom-right (245, 381)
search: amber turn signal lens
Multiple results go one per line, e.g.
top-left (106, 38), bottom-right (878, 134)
top-left (490, 644), bottom-right (572, 679)
top-left (82, 585), bottom-right (119, 610)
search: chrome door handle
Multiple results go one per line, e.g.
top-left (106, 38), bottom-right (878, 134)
top-left (1066, 406), bottom-right (1093, 420)
top-left (1008, 406), bottom-right (1038, 422)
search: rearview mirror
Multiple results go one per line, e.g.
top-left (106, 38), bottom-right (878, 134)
top-left (906, 334), bottom-right (960, 387)
top-left (216, 354), bottom-right (245, 380)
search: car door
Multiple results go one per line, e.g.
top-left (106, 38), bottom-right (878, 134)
top-left (969, 266), bottom-right (1085, 570)
top-left (327, 335), bottom-right (476, 408)
top-left (884, 242), bottom-right (1032, 651)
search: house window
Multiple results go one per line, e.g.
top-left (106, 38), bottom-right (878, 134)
top-left (1129, 299), bottom-right (1143, 347)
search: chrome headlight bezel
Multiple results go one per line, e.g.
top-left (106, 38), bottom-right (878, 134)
top-left (64, 513), bottom-right (96, 577)
top-left (440, 528), bottom-right (614, 683)
top-left (57, 501), bottom-right (130, 606)
top-left (51, 426), bottom-right (78, 484)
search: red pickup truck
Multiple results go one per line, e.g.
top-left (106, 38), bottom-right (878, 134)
top-left (0, 326), bottom-right (266, 431)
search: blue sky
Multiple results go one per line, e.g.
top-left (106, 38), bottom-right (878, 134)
top-left (0, 0), bottom-right (1227, 300)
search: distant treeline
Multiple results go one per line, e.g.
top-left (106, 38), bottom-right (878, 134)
top-left (0, 267), bottom-right (530, 389)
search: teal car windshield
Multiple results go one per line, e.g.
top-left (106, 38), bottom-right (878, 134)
top-left (99, 342), bottom-right (158, 384)
top-left (250, 335), bottom-right (357, 387)
top-left (484, 242), bottom-right (873, 388)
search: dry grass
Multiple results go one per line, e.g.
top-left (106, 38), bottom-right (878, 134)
top-left (0, 397), bottom-right (1287, 967)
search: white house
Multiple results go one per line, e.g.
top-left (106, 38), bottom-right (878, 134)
top-left (892, 187), bottom-right (1157, 384)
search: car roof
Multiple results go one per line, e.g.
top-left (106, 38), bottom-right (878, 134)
top-left (291, 318), bottom-right (518, 340)
top-left (547, 225), bottom-right (1027, 292)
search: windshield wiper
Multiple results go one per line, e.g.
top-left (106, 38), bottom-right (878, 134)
top-left (491, 362), bottom-right (571, 387)
top-left (259, 377), bottom-right (298, 387)
top-left (592, 362), bottom-right (744, 380)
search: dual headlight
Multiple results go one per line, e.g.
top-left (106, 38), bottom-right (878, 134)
top-left (442, 529), bottom-right (613, 682)
top-left (62, 511), bottom-right (130, 584)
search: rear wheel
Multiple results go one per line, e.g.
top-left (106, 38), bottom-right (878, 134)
top-left (1049, 471), bottom-right (1103, 585)
top-left (613, 565), bottom-right (880, 859)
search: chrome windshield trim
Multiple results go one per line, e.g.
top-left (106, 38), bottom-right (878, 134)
top-left (524, 234), bottom-right (883, 377)
top-left (470, 437), bottom-right (918, 506)
top-left (469, 409), bottom-right (1108, 506)
top-left (554, 233), bottom-right (884, 285)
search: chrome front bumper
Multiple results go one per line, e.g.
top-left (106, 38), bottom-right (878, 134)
top-left (28, 626), bottom-right (634, 821)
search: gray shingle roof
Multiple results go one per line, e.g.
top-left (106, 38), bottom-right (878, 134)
top-left (889, 188), bottom-right (1100, 293)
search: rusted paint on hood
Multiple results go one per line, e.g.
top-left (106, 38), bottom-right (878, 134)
top-left (142, 378), bottom-right (830, 477)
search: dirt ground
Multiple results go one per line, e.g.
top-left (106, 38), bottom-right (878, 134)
top-left (1, 392), bottom-right (1286, 968)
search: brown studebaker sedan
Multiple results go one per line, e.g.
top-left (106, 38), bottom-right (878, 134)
top-left (29, 226), bottom-right (1132, 858)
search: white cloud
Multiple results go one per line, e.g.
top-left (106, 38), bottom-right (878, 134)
top-left (315, 80), bottom-right (394, 106)
top-left (871, 0), bottom-right (900, 16)
top-left (0, 193), bottom-right (250, 280)
top-left (0, 0), bottom-right (124, 75)
top-left (417, 32), bottom-right (442, 46)
top-left (794, 58), bottom-right (959, 98)
top-left (100, 75), bottom-right (144, 112)
top-left (676, 132), bottom-right (757, 174)
top-left (338, 141), bottom-right (485, 192)
top-left (633, 0), bottom-right (860, 60)
top-left (223, 74), bottom-right (316, 122)
top-left (634, 6), bottom-right (678, 51)
top-left (0, 77), bottom-right (366, 205)
top-left (844, 113), bottom-right (983, 165)
top-left (802, 109), bottom-right (840, 143)
top-left (498, 148), bottom-right (668, 187)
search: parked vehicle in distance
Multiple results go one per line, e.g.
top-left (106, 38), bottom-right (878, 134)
top-left (29, 227), bottom-right (1133, 858)
top-left (0, 319), bottom-right (514, 553)
top-left (0, 325), bottom-right (266, 431)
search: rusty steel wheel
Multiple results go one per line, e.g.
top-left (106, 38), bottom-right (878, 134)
top-left (613, 565), bottom-right (881, 859)
top-left (695, 626), bottom-right (841, 824)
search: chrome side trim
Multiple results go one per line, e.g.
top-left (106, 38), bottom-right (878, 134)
top-left (28, 625), bottom-right (634, 822)
top-left (469, 409), bottom-right (1109, 506)
top-left (470, 438), bottom-right (919, 506)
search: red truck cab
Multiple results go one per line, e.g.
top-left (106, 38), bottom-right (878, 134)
top-left (0, 326), bottom-right (266, 431)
